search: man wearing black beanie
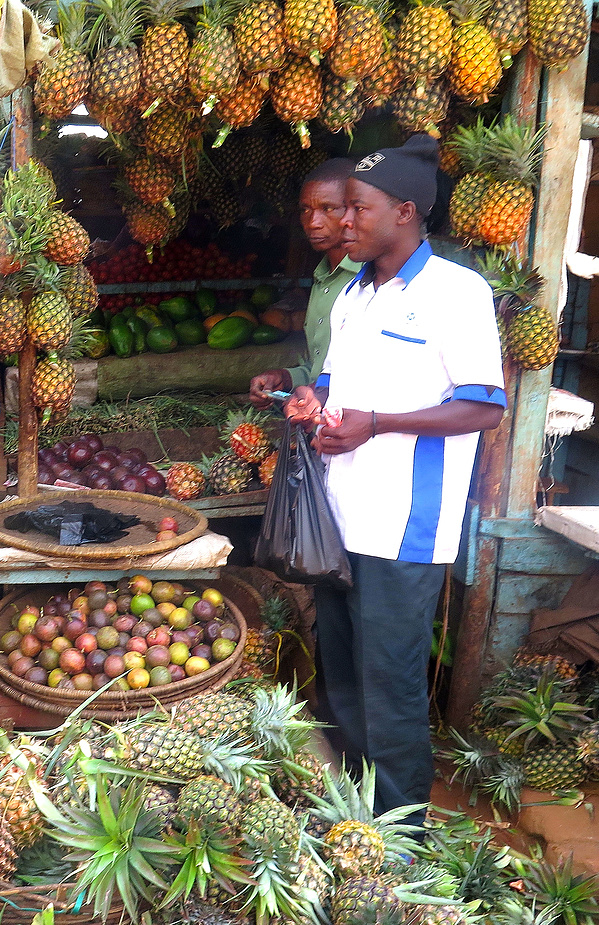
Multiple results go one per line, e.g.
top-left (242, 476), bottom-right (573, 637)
top-left (286, 135), bottom-right (507, 826)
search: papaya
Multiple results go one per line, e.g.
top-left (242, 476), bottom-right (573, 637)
top-left (86, 329), bottom-right (111, 358)
top-left (203, 312), bottom-right (228, 332)
top-left (207, 316), bottom-right (254, 349)
top-left (109, 312), bottom-right (129, 331)
top-left (251, 283), bottom-right (278, 310)
top-left (126, 316), bottom-right (148, 354)
top-left (175, 319), bottom-right (206, 345)
top-left (230, 307), bottom-right (259, 326)
top-left (195, 289), bottom-right (217, 318)
top-left (109, 324), bottom-right (134, 357)
top-left (146, 325), bottom-right (179, 353)
top-left (259, 308), bottom-right (291, 332)
top-left (252, 324), bottom-right (286, 345)
top-left (135, 305), bottom-right (163, 328)
top-left (160, 295), bottom-right (195, 323)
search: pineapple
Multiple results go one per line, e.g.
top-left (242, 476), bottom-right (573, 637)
top-left (234, 0), bottom-right (287, 86)
top-left (0, 821), bottom-right (17, 882)
top-left (283, 0), bottom-right (338, 65)
top-left (166, 461), bottom-right (205, 499)
top-left (86, 97), bottom-right (140, 134)
top-left (60, 262), bottom-right (99, 319)
top-left (240, 796), bottom-right (300, 852)
top-left (319, 71), bottom-right (365, 136)
top-left (32, 353), bottom-right (76, 425)
top-left (478, 116), bottom-right (546, 246)
top-left (224, 409), bottom-right (271, 464)
top-left (214, 76), bottom-right (267, 147)
top-left (447, 116), bottom-right (492, 239)
top-left (448, 0), bottom-right (502, 104)
top-left (396, 0), bottom-right (453, 96)
top-left (42, 211), bottom-right (90, 265)
top-left (243, 594), bottom-right (295, 670)
top-left (0, 283), bottom-right (26, 356)
top-left (332, 876), bottom-right (401, 925)
top-left (522, 743), bottom-right (584, 791)
top-left (124, 155), bottom-right (176, 210)
top-left (325, 820), bottom-right (386, 878)
top-left (576, 721), bottom-right (599, 778)
top-left (206, 452), bottom-right (253, 495)
top-left (327, 0), bottom-right (386, 92)
top-left (107, 722), bottom-right (206, 778)
top-left (513, 650), bottom-right (578, 681)
top-left (484, 0), bottom-right (527, 68)
top-left (173, 690), bottom-right (254, 743)
top-left (27, 291), bottom-right (73, 351)
top-left (270, 56), bottom-right (324, 148)
top-left (88, 0), bottom-right (145, 107)
top-left (0, 738), bottom-right (47, 848)
top-left (527, 0), bottom-right (588, 71)
top-left (188, 0), bottom-right (240, 111)
top-left (34, 0), bottom-right (91, 120)
top-left (140, 0), bottom-right (190, 103)
top-left (143, 783), bottom-right (179, 828)
top-left (508, 303), bottom-right (559, 370)
top-left (259, 450), bottom-right (278, 488)
top-left (390, 78), bottom-right (449, 137)
top-left (125, 201), bottom-right (173, 258)
top-left (178, 774), bottom-right (244, 833)
top-left (272, 749), bottom-right (327, 808)
top-left (362, 25), bottom-right (402, 108)
top-left (144, 102), bottom-right (191, 158)
top-left (0, 222), bottom-right (22, 275)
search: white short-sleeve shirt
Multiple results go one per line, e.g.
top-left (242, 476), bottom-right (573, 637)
top-left (315, 241), bottom-right (506, 564)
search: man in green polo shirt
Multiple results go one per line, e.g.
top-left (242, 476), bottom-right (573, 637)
top-left (250, 159), bottom-right (361, 407)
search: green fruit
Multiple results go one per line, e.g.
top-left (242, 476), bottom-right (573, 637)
top-left (207, 316), bottom-right (253, 350)
top-left (175, 319), bottom-right (206, 345)
top-left (146, 325), bottom-right (178, 353)
top-left (86, 329), bottom-right (111, 358)
top-left (195, 289), bottom-right (217, 318)
top-left (159, 296), bottom-right (195, 323)
top-left (252, 323), bottom-right (286, 345)
top-left (109, 324), bottom-right (134, 358)
top-left (182, 595), bottom-right (201, 612)
top-left (250, 283), bottom-right (278, 309)
top-left (212, 638), bottom-right (236, 661)
top-left (109, 313), bottom-right (129, 330)
top-left (149, 666), bottom-right (172, 686)
top-left (135, 306), bottom-right (163, 328)
top-left (126, 316), bottom-right (147, 354)
top-left (130, 592), bottom-right (156, 615)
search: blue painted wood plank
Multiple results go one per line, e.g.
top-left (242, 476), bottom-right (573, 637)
top-left (479, 518), bottom-right (547, 539)
top-left (1, 568), bottom-right (220, 584)
top-left (498, 537), bottom-right (588, 574)
top-left (495, 573), bottom-right (576, 614)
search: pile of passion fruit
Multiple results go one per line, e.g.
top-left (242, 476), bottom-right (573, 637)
top-left (0, 576), bottom-right (239, 691)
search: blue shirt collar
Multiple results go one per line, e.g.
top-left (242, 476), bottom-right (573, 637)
top-left (346, 239), bottom-right (433, 293)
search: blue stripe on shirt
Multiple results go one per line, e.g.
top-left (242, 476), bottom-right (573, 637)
top-left (451, 384), bottom-right (507, 408)
top-left (315, 373), bottom-right (330, 389)
top-left (398, 435), bottom-right (445, 563)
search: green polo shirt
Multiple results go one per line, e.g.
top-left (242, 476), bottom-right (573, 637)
top-left (287, 254), bottom-right (362, 388)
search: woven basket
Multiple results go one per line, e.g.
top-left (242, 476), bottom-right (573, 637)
top-left (0, 582), bottom-right (246, 721)
top-left (0, 883), bottom-right (138, 924)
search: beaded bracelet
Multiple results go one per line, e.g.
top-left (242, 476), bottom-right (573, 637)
top-left (371, 410), bottom-right (377, 439)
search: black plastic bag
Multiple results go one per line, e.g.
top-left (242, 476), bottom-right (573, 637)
top-left (4, 501), bottom-right (140, 545)
top-left (254, 421), bottom-right (353, 588)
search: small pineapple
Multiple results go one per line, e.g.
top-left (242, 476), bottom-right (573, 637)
top-left (391, 78), bottom-right (449, 137)
top-left (234, 0), bottom-right (287, 86)
top-left (0, 738), bottom-right (47, 848)
top-left (270, 56), bottom-right (323, 149)
top-left (107, 721), bottom-right (206, 778)
top-left (88, 0), bottom-right (145, 107)
top-left (32, 353), bottom-right (76, 425)
top-left (125, 200), bottom-right (173, 258)
top-left (224, 409), bottom-right (271, 464)
top-left (447, 116), bottom-right (492, 239)
top-left (272, 749), bottom-right (327, 808)
top-left (124, 155), bottom-right (176, 209)
top-left (396, 0), bottom-right (453, 96)
top-left (206, 452), bottom-right (253, 495)
top-left (576, 721), bottom-right (599, 778)
top-left (508, 303), bottom-right (560, 370)
top-left (0, 820), bottom-right (17, 882)
top-left (42, 211), bottom-right (90, 266)
top-left (240, 796), bottom-right (300, 852)
top-left (259, 450), bottom-right (278, 488)
top-left (284, 0), bottom-right (338, 65)
top-left (332, 875), bottom-right (401, 925)
top-left (144, 103), bottom-right (191, 158)
top-left (327, 0), bottom-right (386, 92)
top-left (214, 75), bottom-right (267, 147)
top-left (27, 290), bottom-right (73, 352)
top-left (527, 0), bottom-right (588, 71)
top-left (140, 0), bottom-right (190, 102)
top-left (484, 0), bottom-right (527, 68)
top-left (60, 262), bottom-right (99, 319)
top-left (0, 283), bottom-right (27, 356)
top-left (448, 0), bottom-right (502, 104)
top-left (522, 744), bottom-right (584, 791)
top-left (143, 783), bottom-right (178, 828)
top-left (188, 0), bottom-right (240, 110)
top-left (172, 689), bottom-right (254, 743)
top-left (178, 774), bottom-right (244, 833)
top-left (319, 71), bottom-right (365, 136)
top-left (362, 25), bottom-right (402, 108)
top-left (34, 0), bottom-right (91, 120)
top-left (513, 649), bottom-right (578, 681)
top-left (325, 820), bottom-right (386, 878)
top-left (166, 462), bottom-right (205, 499)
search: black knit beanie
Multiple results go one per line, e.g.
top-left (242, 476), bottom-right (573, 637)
top-left (353, 135), bottom-right (439, 216)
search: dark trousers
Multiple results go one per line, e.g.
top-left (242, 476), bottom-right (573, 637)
top-left (314, 552), bottom-right (445, 825)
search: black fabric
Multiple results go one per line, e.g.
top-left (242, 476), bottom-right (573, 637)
top-left (254, 421), bottom-right (353, 589)
top-left (4, 502), bottom-right (140, 545)
top-left (354, 135), bottom-right (439, 216)
top-left (314, 553), bottom-right (445, 824)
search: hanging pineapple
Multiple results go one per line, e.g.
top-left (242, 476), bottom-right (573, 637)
top-left (140, 0), bottom-right (190, 107)
top-left (447, 116), bottom-right (492, 240)
top-left (448, 0), bottom-right (502, 104)
top-left (283, 0), bottom-right (338, 66)
top-left (0, 282), bottom-right (27, 356)
top-left (270, 56), bottom-right (323, 148)
top-left (42, 211), bottom-right (90, 266)
top-left (396, 0), bottom-right (453, 98)
top-left (124, 153), bottom-right (176, 212)
top-left (527, 0), bottom-right (588, 71)
top-left (32, 353), bottom-right (77, 426)
top-left (144, 102), bottom-right (192, 158)
top-left (234, 0), bottom-right (287, 88)
top-left (390, 77), bottom-right (449, 137)
top-left (188, 0), bottom-right (240, 112)
top-left (362, 25), bottom-right (402, 108)
top-left (327, 0), bottom-right (387, 93)
top-left (0, 161), bottom-right (56, 274)
top-left (87, 0), bottom-right (145, 107)
top-left (60, 263), bottom-right (99, 320)
top-left (34, 0), bottom-right (91, 120)
top-left (213, 75), bottom-right (267, 147)
top-left (477, 116), bottom-right (546, 247)
top-left (319, 70), bottom-right (365, 137)
top-left (484, 0), bottom-right (527, 68)
top-left (125, 201), bottom-right (173, 259)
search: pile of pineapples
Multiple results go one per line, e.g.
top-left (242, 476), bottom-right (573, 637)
top-left (446, 649), bottom-right (599, 811)
top-left (30, 0), bottom-right (588, 244)
top-left (3, 677), bottom-right (598, 925)
top-left (0, 160), bottom-right (98, 426)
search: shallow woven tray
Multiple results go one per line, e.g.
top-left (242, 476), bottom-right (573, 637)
top-left (0, 582), bottom-right (246, 720)
top-left (0, 883), bottom-right (138, 924)
top-left (0, 490), bottom-right (208, 561)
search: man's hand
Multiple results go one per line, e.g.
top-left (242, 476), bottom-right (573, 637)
top-left (314, 409), bottom-right (372, 455)
top-left (249, 369), bottom-right (292, 409)
top-left (284, 386), bottom-right (323, 426)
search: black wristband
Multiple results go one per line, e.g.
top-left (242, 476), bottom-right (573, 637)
top-left (371, 410), bottom-right (377, 439)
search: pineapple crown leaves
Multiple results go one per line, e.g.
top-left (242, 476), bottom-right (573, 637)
top-left (221, 406), bottom-right (270, 438)
top-left (55, 0), bottom-right (93, 53)
top-left (448, 0), bottom-right (492, 25)
top-left (336, 0), bottom-right (390, 20)
top-left (88, 0), bottom-right (146, 51)
top-left (1, 162), bottom-right (57, 258)
top-left (482, 116), bottom-right (548, 188)
top-left (420, 828), bottom-right (515, 910)
top-left (239, 834), bottom-right (318, 925)
top-left (144, 0), bottom-right (191, 25)
top-left (492, 672), bottom-right (591, 749)
top-left (259, 594), bottom-right (293, 633)
top-left (195, 0), bottom-right (244, 31)
top-left (476, 249), bottom-right (545, 317)
top-left (520, 854), bottom-right (599, 925)
top-left (159, 817), bottom-right (255, 908)
top-left (447, 116), bottom-right (494, 173)
top-left (441, 727), bottom-right (506, 786)
top-left (196, 732), bottom-right (273, 791)
top-left (479, 758), bottom-right (524, 815)
top-left (250, 682), bottom-right (318, 759)
top-left (37, 775), bottom-right (173, 923)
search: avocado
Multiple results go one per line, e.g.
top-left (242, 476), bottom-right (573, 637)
top-left (207, 316), bottom-right (254, 349)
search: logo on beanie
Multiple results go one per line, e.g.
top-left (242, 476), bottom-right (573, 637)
top-left (355, 153), bottom-right (385, 171)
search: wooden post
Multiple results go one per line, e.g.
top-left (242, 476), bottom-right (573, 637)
top-left (11, 87), bottom-right (39, 498)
